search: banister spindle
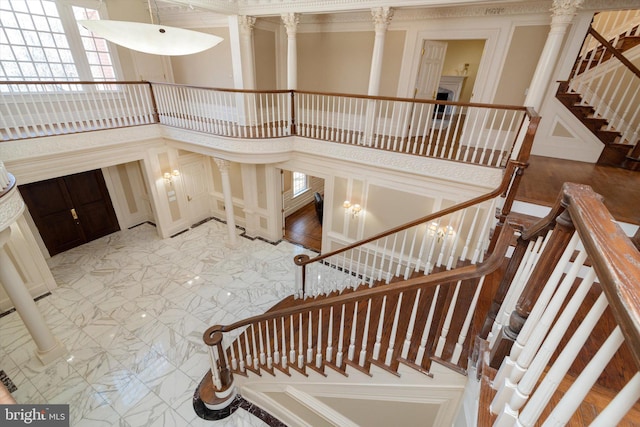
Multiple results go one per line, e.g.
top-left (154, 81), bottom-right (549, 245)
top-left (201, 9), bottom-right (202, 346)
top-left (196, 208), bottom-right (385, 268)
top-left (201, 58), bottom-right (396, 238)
top-left (358, 299), bottom-right (373, 366)
top-left (372, 296), bottom-right (387, 360)
top-left (348, 301), bottom-right (359, 361)
top-left (401, 289), bottom-right (421, 359)
top-left (490, 197), bottom-right (577, 369)
top-left (336, 304), bottom-right (346, 368)
top-left (385, 292), bottom-right (403, 365)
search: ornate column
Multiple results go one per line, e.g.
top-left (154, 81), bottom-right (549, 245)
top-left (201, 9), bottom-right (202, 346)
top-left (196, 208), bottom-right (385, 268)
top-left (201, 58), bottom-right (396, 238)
top-left (214, 159), bottom-right (239, 248)
top-left (368, 7), bottom-right (394, 96)
top-left (0, 164), bottom-right (66, 365)
top-left (238, 15), bottom-right (257, 90)
top-left (524, 0), bottom-right (585, 111)
top-left (282, 13), bottom-right (299, 90)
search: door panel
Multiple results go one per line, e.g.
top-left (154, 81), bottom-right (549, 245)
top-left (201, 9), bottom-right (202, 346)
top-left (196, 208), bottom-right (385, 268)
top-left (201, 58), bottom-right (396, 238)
top-left (20, 169), bottom-right (120, 256)
top-left (181, 159), bottom-right (211, 226)
top-left (65, 170), bottom-right (119, 241)
top-left (415, 40), bottom-right (447, 100)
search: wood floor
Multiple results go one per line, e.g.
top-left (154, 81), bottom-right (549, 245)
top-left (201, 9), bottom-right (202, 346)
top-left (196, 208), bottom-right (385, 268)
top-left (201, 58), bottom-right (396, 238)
top-left (284, 202), bottom-right (322, 252)
top-left (284, 155), bottom-right (639, 251)
top-left (516, 155), bottom-right (640, 225)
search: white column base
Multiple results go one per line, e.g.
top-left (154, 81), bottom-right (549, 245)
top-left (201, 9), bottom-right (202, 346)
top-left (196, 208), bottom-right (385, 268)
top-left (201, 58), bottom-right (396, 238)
top-left (35, 337), bottom-right (67, 366)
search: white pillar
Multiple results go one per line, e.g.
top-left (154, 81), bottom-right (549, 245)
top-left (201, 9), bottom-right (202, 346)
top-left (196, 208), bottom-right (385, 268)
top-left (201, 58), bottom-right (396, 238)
top-left (367, 7), bottom-right (394, 96)
top-left (524, 0), bottom-right (585, 111)
top-left (238, 15), bottom-right (257, 90)
top-left (0, 228), bottom-right (66, 365)
top-left (282, 13), bottom-right (299, 90)
top-left (240, 164), bottom-right (259, 239)
top-left (214, 159), bottom-right (239, 248)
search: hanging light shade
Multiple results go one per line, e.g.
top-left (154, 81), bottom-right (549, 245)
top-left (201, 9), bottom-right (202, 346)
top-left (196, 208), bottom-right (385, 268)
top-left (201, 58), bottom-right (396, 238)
top-left (77, 20), bottom-right (223, 56)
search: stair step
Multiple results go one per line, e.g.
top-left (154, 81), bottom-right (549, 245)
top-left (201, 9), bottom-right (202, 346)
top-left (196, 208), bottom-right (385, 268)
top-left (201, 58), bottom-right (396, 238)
top-left (582, 117), bottom-right (608, 132)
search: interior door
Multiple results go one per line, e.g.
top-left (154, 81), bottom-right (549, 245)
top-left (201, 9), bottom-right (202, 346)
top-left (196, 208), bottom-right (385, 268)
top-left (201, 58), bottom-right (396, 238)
top-left (180, 159), bottom-right (211, 226)
top-left (20, 169), bottom-right (120, 256)
top-left (414, 40), bottom-right (448, 100)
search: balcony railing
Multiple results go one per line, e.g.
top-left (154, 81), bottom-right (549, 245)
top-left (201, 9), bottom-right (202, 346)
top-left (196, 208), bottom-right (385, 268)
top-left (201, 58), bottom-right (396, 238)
top-left (1, 81), bottom-right (537, 169)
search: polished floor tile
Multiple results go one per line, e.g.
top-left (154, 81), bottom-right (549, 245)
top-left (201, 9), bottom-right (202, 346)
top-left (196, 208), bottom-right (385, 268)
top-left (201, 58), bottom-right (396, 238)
top-left (1, 221), bottom-right (314, 426)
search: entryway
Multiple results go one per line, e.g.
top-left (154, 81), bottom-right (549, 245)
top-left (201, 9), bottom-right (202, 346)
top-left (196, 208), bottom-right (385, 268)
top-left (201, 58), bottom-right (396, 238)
top-left (19, 169), bottom-right (120, 256)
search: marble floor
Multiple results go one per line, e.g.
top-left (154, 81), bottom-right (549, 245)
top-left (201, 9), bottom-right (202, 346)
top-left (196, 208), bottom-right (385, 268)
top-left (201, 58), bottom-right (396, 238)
top-left (0, 221), bottom-right (316, 426)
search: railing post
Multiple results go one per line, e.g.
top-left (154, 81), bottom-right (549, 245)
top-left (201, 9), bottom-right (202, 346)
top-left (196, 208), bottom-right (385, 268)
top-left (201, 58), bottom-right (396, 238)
top-left (147, 81), bottom-right (160, 123)
top-left (489, 189), bottom-right (576, 369)
top-left (290, 90), bottom-right (296, 135)
top-left (294, 254), bottom-right (310, 298)
top-left (200, 325), bottom-right (236, 410)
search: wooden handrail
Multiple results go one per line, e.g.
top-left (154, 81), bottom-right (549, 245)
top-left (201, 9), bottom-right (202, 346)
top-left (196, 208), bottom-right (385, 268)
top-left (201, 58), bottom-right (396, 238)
top-left (588, 27), bottom-right (640, 79)
top-left (212, 214), bottom-right (517, 335)
top-left (293, 89), bottom-right (531, 112)
top-left (149, 81), bottom-right (293, 94)
top-left (295, 159), bottom-right (525, 269)
top-left (564, 183), bottom-right (640, 368)
top-left (0, 80), bottom-right (151, 86)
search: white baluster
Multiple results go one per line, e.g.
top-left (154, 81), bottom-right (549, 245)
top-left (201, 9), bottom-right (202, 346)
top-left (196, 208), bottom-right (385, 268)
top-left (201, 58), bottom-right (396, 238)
top-left (289, 314), bottom-right (296, 366)
top-left (509, 293), bottom-right (608, 424)
top-left (272, 318), bottom-right (280, 365)
top-left (326, 306), bottom-right (334, 362)
top-left (541, 327), bottom-right (624, 427)
top-left (280, 317), bottom-right (288, 368)
top-left (508, 268), bottom-right (596, 419)
top-left (348, 301), bottom-right (359, 361)
top-left (435, 280), bottom-right (461, 357)
top-left (251, 324), bottom-right (259, 369)
top-left (244, 330), bottom-right (252, 368)
top-left (372, 296), bottom-right (387, 360)
top-left (229, 339), bottom-right (239, 371)
top-left (298, 313), bottom-right (304, 369)
top-left (307, 311), bottom-right (314, 363)
top-left (590, 372), bottom-right (640, 427)
top-left (401, 289), bottom-right (421, 359)
top-left (359, 299), bottom-right (373, 366)
top-left (415, 285), bottom-right (440, 365)
top-left (208, 346), bottom-right (222, 389)
top-left (316, 308), bottom-right (323, 368)
top-left (451, 276), bottom-right (485, 364)
top-left (336, 304), bottom-right (346, 368)
top-left (385, 292), bottom-right (403, 365)
top-left (258, 321), bottom-right (266, 365)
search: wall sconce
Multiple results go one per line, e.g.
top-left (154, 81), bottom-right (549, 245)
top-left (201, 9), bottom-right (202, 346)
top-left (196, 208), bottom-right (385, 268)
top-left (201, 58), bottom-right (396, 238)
top-left (163, 169), bottom-right (180, 184)
top-left (343, 200), bottom-right (362, 218)
top-left (429, 221), bottom-right (454, 242)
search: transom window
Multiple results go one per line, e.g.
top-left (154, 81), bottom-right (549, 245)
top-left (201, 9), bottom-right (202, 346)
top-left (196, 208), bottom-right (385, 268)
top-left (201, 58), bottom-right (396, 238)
top-left (292, 172), bottom-right (308, 197)
top-left (0, 0), bottom-right (118, 83)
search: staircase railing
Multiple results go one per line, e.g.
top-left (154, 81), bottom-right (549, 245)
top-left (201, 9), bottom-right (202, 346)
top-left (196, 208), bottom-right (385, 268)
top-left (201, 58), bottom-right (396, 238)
top-left (1, 80), bottom-right (533, 169)
top-left (199, 217), bottom-right (518, 408)
top-left (0, 80), bottom-right (157, 140)
top-left (567, 26), bottom-right (640, 147)
top-left (482, 182), bottom-right (640, 426)
top-left (293, 159), bottom-right (529, 299)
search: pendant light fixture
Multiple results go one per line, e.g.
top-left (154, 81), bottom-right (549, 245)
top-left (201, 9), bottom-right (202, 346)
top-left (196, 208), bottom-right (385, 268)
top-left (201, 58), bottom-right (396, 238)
top-left (77, 0), bottom-right (223, 56)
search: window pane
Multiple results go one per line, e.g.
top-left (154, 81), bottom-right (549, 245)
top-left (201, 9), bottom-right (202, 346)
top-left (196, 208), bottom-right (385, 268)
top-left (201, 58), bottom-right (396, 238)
top-left (292, 172), bottom-right (308, 197)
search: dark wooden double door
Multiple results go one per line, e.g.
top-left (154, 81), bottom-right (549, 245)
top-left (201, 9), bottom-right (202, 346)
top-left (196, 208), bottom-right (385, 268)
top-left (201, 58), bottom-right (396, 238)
top-left (20, 169), bottom-right (120, 256)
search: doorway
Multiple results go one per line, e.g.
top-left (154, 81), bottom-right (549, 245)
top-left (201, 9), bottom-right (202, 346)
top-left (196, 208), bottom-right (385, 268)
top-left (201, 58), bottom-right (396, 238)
top-left (282, 170), bottom-right (324, 252)
top-left (20, 169), bottom-right (120, 256)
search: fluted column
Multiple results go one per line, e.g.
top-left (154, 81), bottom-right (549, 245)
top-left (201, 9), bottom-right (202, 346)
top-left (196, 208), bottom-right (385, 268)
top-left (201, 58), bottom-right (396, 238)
top-left (214, 159), bottom-right (239, 248)
top-left (238, 15), bottom-right (257, 90)
top-left (525, 0), bottom-right (584, 110)
top-left (0, 166), bottom-right (66, 365)
top-left (368, 7), bottom-right (394, 96)
top-left (282, 13), bottom-right (299, 90)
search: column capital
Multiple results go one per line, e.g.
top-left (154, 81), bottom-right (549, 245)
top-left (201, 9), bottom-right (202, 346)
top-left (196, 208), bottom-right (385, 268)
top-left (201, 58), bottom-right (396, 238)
top-left (238, 15), bottom-right (256, 35)
top-left (282, 12), bottom-right (299, 36)
top-left (371, 7), bottom-right (394, 32)
top-left (214, 158), bottom-right (231, 173)
top-left (550, 0), bottom-right (584, 23)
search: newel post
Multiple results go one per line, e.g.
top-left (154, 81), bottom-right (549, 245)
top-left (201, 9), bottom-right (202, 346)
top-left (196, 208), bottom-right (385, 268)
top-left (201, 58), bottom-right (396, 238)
top-left (489, 193), bottom-right (575, 369)
top-left (294, 254), bottom-right (310, 298)
top-left (200, 325), bottom-right (236, 410)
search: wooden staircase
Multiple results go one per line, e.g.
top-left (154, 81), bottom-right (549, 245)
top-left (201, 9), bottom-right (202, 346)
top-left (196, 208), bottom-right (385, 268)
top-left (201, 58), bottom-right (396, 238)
top-left (555, 80), bottom-right (631, 167)
top-left (555, 22), bottom-right (640, 170)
